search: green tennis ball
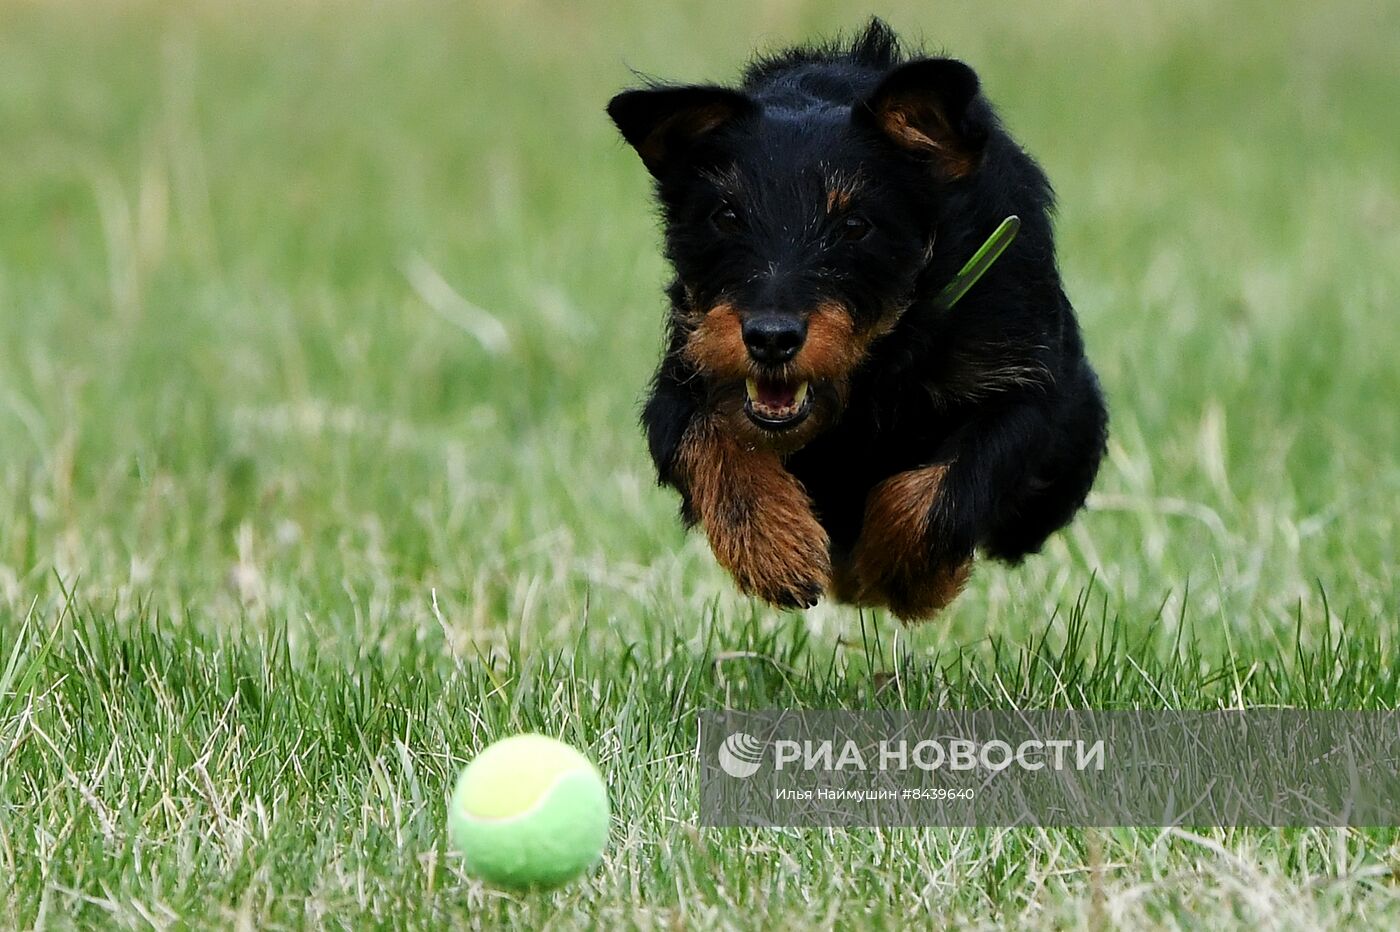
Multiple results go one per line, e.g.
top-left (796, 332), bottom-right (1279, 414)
top-left (448, 733), bottom-right (610, 890)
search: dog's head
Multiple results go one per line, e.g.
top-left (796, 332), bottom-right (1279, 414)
top-left (609, 53), bottom-right (988, 451)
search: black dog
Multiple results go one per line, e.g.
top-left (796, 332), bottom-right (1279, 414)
top-left (608, 20), bottom-right (1107, 621)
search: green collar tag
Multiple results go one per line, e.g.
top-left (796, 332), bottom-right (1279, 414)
top-left (934, 215), bottom-right (1021, 310)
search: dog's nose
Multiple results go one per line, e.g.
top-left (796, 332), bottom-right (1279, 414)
top-left (742, 314), bottom-right (806, 365)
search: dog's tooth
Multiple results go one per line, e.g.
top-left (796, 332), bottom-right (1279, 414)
top-left (746, 378), bottom-right (759, 403)
top-left (793, 381), bottom-right (809, 406)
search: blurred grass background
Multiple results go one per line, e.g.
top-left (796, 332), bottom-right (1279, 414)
top-left (1, 0), bottom-right (1398, 926)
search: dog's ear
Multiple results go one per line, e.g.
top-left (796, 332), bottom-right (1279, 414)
top-left (607, 86), bottom-right (755, 179)
top-left (855, 59), bottom-right (987, 178)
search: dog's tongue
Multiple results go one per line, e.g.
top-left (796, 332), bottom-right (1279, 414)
top-left (755, 376), bottom-right (796, 407)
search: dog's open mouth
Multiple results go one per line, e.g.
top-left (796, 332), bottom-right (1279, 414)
top-left (744, 377), bottom-right (812, 429)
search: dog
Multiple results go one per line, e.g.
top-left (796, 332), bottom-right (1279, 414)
top-left (607, 19), bottom-right (1108, 621)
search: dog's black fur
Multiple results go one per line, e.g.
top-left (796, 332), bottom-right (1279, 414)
top-left (608, 19), bottom-right (1108, 620)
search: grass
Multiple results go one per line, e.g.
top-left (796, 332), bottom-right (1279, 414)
top-left (0, 0), bottom-right (1397, 927)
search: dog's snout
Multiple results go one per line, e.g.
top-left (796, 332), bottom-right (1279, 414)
top-left (742, 314), bottom-right (806, 365)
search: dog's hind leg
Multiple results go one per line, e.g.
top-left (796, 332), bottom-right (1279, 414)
top-left (984, 368), bottom-right (1108, 562)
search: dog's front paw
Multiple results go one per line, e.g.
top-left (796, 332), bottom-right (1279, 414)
top-left (711, 505), bottom-right (831, 609)
top-left (680, 417), bottom-right (832, 609)
top-left (839, 464), bottom-right (973, 622)
top-left (854, 554), bottom-right (972, 622)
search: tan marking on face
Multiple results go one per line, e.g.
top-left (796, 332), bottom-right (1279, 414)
top-left (792, 302), bottom-right (860, 380)
top-left (682, 299), bottom-right (906, 454)
top-left (684, 300), bottom-right (895, 383)
top-left (682, 302), bottom-right (748, 376)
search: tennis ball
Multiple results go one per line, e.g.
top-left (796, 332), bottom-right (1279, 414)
top-left (448, 733), bottom-right (610, 890)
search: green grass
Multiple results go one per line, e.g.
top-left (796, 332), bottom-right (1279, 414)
top-left (1, 0), bottom-right (1398, 926)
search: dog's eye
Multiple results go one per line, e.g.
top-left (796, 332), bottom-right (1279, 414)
top-left (841, 215), bottom-right (873, 241)
top-left (711, 204), bottom-right (743, 234)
